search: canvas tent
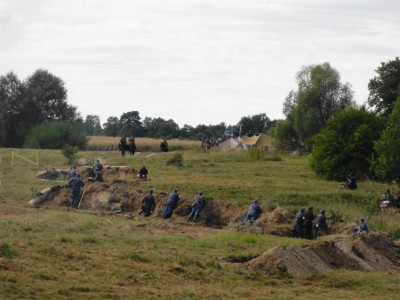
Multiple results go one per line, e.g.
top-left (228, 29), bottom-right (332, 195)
top-left (240, 133), bottom-right (274, 150)
top-left (219, 138), bottom-right (240, 149)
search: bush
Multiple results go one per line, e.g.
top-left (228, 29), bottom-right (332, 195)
top-left (62, 145), bottom-right (79, 165)
top-left (0, 243), bottom-right (16, 259)
top-left (246, 148), bottom-right (265, 161)
top-left (167, 152), bottom-right (184, 167)
top-left (24, 121), bottom-right (87, 149)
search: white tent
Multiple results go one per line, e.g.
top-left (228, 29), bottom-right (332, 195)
top-left (219, 138), bottom-right (240, 149)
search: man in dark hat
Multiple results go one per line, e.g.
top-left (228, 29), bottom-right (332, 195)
top-left (140, 189), bottom-right (156, 217)
top-left (67, 165), bottom-right (77, 180)
top-left (241, 199), bottom-right (262, 225)
top-left (138, 166), bottom-right (148, 180)
top-left (69, 174), bottom-right (84, 209)
top-left (313, 209), bottom-right (329, 239)
top-left (187, 191), bottom-right (206, 222)
top-left (92, 160), bottom-right (104, 182)
top-left (294, 207), bottom-right (305, 238)
top-left (304, 207), bottom-right (316, 239)
top-left (353, 218), bottom-right (369, 237)
top-left (163, 188), bottom-right (180, 219)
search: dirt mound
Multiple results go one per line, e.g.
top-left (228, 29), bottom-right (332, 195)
top-left (43, 185), bottom-right (237, 227)
top-left (247, 232), bottom-right (400, 277)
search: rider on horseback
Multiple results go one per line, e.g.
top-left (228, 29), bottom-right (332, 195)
top-left (119, 135), bottom-right (128, 157)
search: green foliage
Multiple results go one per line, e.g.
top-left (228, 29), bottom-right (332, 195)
top-left (368, 57), bottom-right (400, 116)
top-left (391, 229), bottom-right (400, 240)
top-left (83, 114), bottom-right (102, 136)
top-left (246, 148), bottom-right (265, 160)
top-left (102, 116), bottom-right (119, 136)
top-left (167, 152), bottom-right (184, 166)
top-left (237, 113), bottom-right (273, 135)
top-left (0, 69), bottom-right (79, 147)
top-left (372, 98), bottom-right (400, 180)
top-left (30, 187), bottom-right (40, 198)
top-left (62, 145), bottom-right (80, 164)
top-left (283, 63), bottom-right (355, 151)
top-left (119, 111), bottom-right (146, 137)
top-left (25, 121), bottom-right (87, 149)
top-left (270, 119), bottom-right (299, 151)
top-left (0, 243), bottom-right (16, 259)
top-left (310, 108), bottom-right (385, 180)
top-left (143, 117), bottom-right (180, 139)
top-left (329, 210), bottom-right (345, 224)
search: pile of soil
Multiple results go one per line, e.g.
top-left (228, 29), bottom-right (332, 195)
top-left (247, 232), bottom-right (400, 277)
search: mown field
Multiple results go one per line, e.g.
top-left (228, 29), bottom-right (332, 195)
top-left (0, 146), bottom-right (399, 299)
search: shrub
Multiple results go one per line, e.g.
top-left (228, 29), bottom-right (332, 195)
top-left (167, 152), bottom-right (184, 167)
top-left (0, 243), bottom-right (16, 259)
top-left (24, 121), bottom-right (87, 149)
top-left (246, 148), bottom-right (264, 161)
top-left (62, 145), bottom-right (79, 165)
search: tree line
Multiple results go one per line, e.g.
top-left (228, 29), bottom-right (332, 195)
top-left (84, 111), bottom-right (275, 141)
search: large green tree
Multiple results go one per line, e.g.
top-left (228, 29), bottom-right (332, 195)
top-left (143, 117), bottom-right (179, 138)
top-left (310, 108), bottom-right (385, 180)
top-left (237, 113), bottom-right (273, 135)
top-left (0, 69), bottom-right (78, 147)
top-left (270, 119), bottom-right (299, 151)
top-left (283, 63), bottom-right (355, 151)
top-left (372, 98), bottom-right (400, 181)
top-left (102, 116), bottom-right (119, 136)
top-left (119, 111), bottom-right (145, 137)
top-left (368, 57), bottom-right (400, 116)
top-left (0, 72), bottom-right (24, 146)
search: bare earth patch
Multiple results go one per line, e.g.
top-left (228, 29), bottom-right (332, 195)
top-left (247, 232), bottom-right (400, 277)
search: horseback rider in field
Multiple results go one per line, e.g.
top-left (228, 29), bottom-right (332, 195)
top-left (119, 135), bottom-right (128, 157)
top-left (160, 139), bottom-right (169, 152)
top-left (128, 136), bottom-right (136, 156)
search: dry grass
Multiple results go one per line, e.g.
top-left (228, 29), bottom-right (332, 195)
top-left (88, 136), bottom-right (200, 151)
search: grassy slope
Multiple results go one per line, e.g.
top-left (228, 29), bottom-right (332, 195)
top-left (0, 147), bottom-right (399, 299)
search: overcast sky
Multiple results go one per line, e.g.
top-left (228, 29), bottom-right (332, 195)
top-left (1, 0), bottom-right (399, 127)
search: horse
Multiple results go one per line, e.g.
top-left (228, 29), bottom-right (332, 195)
top-left (118, 140), bottom-right (128, 157)
top-left (128, 140), bottom-right (136, 156)
top-left (160, 140), bottom-right (169, 152)
top-left (201, 138), bottom-right (219, 151)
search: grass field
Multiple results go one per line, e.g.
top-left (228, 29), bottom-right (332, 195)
top-left (87, 136), bottom-right (200, 152)
top-left (1, 146), bottom-right (399, 299)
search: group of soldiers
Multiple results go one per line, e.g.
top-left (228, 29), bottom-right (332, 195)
top-left (66, 163), bottom-right (372, 239)
top-left (293, 207), bottom-right (329, 239)
top-left (66, 160), bottom-right (104, 208)
top-left (240, 202), bottom-right (331, 239)
top-left (139, 188), bottom-right (206, 222)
